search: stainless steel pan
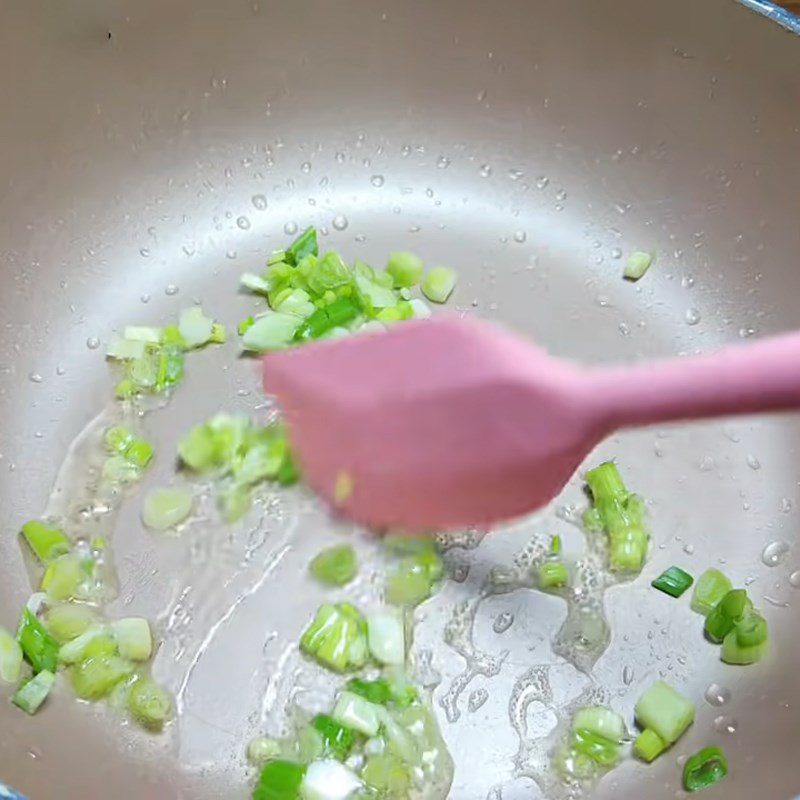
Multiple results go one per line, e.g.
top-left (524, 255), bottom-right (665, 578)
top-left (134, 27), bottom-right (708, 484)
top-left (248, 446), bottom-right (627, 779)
top-left (1, 1), bottom-right (799, 798)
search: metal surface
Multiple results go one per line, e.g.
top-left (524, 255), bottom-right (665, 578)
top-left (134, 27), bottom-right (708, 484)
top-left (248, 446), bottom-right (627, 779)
top-left (1, 1), bottom-right (799, 798)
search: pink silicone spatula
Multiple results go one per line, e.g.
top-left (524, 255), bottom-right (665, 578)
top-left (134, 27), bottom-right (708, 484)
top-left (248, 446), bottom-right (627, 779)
top-left (263, 317), bottom-right (800, 531)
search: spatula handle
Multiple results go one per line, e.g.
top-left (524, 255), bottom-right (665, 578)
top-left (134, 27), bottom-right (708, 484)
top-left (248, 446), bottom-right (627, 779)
top-left (585, 331), bottom-right (800, 430)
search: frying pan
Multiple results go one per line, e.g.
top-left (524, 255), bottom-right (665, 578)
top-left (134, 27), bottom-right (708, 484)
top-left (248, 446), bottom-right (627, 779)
top-left (1, 1), bottom-right (799, 798)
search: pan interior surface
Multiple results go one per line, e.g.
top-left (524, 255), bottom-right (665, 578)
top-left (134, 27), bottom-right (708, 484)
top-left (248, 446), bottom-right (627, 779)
top-left (1, 1), bottom-right (799, 798)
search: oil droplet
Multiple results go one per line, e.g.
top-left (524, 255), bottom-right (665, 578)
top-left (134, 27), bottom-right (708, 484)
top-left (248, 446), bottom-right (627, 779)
top-left (436, 156), bottom-right (451, 169)
top-left (746, 454), bottom-right (761, 470)
top-left (332, 214), bottom-right (349, 231)
top-left (763, 595), bottom-right (789, 608)
top-left (165, 284), bottom-right (179, 296)
top-left (684, 308), bottom-right (701, 326)
top-left (236, 216), bottom-right (251, 230)
top-left (252, 194), bottom-right (268, 210)
top-left (555, 189), bottom-right (567, 202)
top-left (789, 570), bottom-right (800, 588)
top-left (704, 683), bottom-right (731, 706)
top-left (479, 164), bottom-right (492, 178)
top-left (513, 230), bottom-right (527, 244)
top-left (622, 665), bottom-right (634, 685)
top-left (780, 497), bottom-right (792, 514)
top-left (300, 161), bottom-right (311, 173)
top-left (713, 715), bottom-right (738, 735)
top-left (738, 326), bottom-right (756, 339)
top-left (618, 322), bottom-right (631, 336)
top-left (56, 365), bottom-right (66, 376)
top-left (683, 543), bottom-right (695, 555)
top-left (140, 293), bottom-right (151, 304)
top-left (28, 372), bottom-right (43, 383)
top-left (226, 250), bottom-right (238, 260)
top-left (761, 540), bottom-right (790, 567)
top-left (86, 337), bottom-right (100, 349)
top-left (698, 455), bottom-right (715, 471)
top-left (370, 174), bottom-right (385, 187)
top-left (467, 687), bottom-right (489, 712)
top-left (610, 247), bottom-right (622, 259)
top-left (283, 221), bottom-right (298, 236)
top-left (508, 168), bottom-right (524, 181)
top-left (492, 612), bottom-right (514, 634)
top-left (535, 176), bottom-right (549, 189)
top-left (139, 247), bottom-right (150, 257)
top-left (681, 275), bottom-right (695, 288)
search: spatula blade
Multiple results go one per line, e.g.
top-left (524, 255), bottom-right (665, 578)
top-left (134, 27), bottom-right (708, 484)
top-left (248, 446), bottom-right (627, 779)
top-left (263, 317), bottom-right (595, 531)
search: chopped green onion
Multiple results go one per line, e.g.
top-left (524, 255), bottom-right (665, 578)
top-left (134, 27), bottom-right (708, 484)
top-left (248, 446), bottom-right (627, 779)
top-left (46, 603), bottom-right (98, 642)
top-left (408, 298), bottom-right (432, 319)
top-left (125, 437), bottom-right (155, 469)
top-left (210, 323), bottom-right (226, 343)
top-left (721, 606), bottom-right (769, 665)
top-left (311, 714), bottom-right (355, 761)
top-left (124, 325), bottom-right (162, 343)
top-left (18, 608), bottom-right (60, 673)
top-left (160, 324), bottom-right (186, 348)
top-left (353, 262), bottom-right (398, 311)
top-left (384, 540), bottom-right (443, 607)
top-left (651, 566), bottom-right (694, 598)
top-left (386, 252), bottom-right (424, 288)
top-left (293, 298), bottom-right (360, 342)
top-left (704, 588), bottom-right (748, 643)
top-left (0, 626), bottom-right (24, 683)
top-left (105, 426), bottom-right (133, 454)
top-left (274, 287), bottom-right (316, 319)
top-left (367, 610), bottom-right (406, 666)
top-left (242, 312), bottom-right (301, 352)
top-left (41, 553), bottom-right (84, 601)
top-left (178, 307), bottom-right (214, 348)
top-left (275, 451), bottom-right (300, 486)
top-left (309, 545), bottom-right (358, 587)
top-left (634, 680), bottom-right (694, 745)
top-left (538, 561), bottom-right (568, 589)
top-left (111, 617), bottom-right (153, 661)
top-left (12, 669), bottom-right (56, 715)
top-left (344, 677), bottom-right (393, 706)
top-left (633, 728), bottom-right (667, 762)
top-left (299, 603), bottom-right (368, 673)
top-left (70, 654), bottom-right (134, 700)
top-left (362, 754), bottom-right (410, 795)
top-left (102, 454), bottom-right (142, 485)
top-left (247, 736), bottom-right (282, 766)
top-left (306, 252), bottom-right (352, 297)
top-left (691, 568), bottom-right (733, 616)
top-left (57, 625), bottom-right (110, 665)
top-left (624, 251), bottom-right (653, 281)
top-left (239, 316), bottom-right (256, 335)
top-left (21, 520), bottom-right (70, 563)
top-left (683, 746), bottom-right (728, 792)
top-left (571, 728), bottom-right (621, 767)
top-left (300, 759), bottom-right (362, 800)
top-left (421, 266), bottom-right (457, 304)
top-left (127, 677), bottom-right (172, 731)
top-left (550, 535), bottom-right (562, 555)
top-left (241, 273), bottom-right (271, 295)
top-left (585, 461), bottom-right (648, 573)
top-left (332, 690), bottom-right (382, 736)
top-left (284, 226), bottom-right (318, 266)
top-left (141, 487), bottom-right (193, 531)
top-left (106, 337), bottom-right (147, 361)
top-left (253, 759), bottom-right (306, 800)
top-left (573, 706), bottom-right (625, 743)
